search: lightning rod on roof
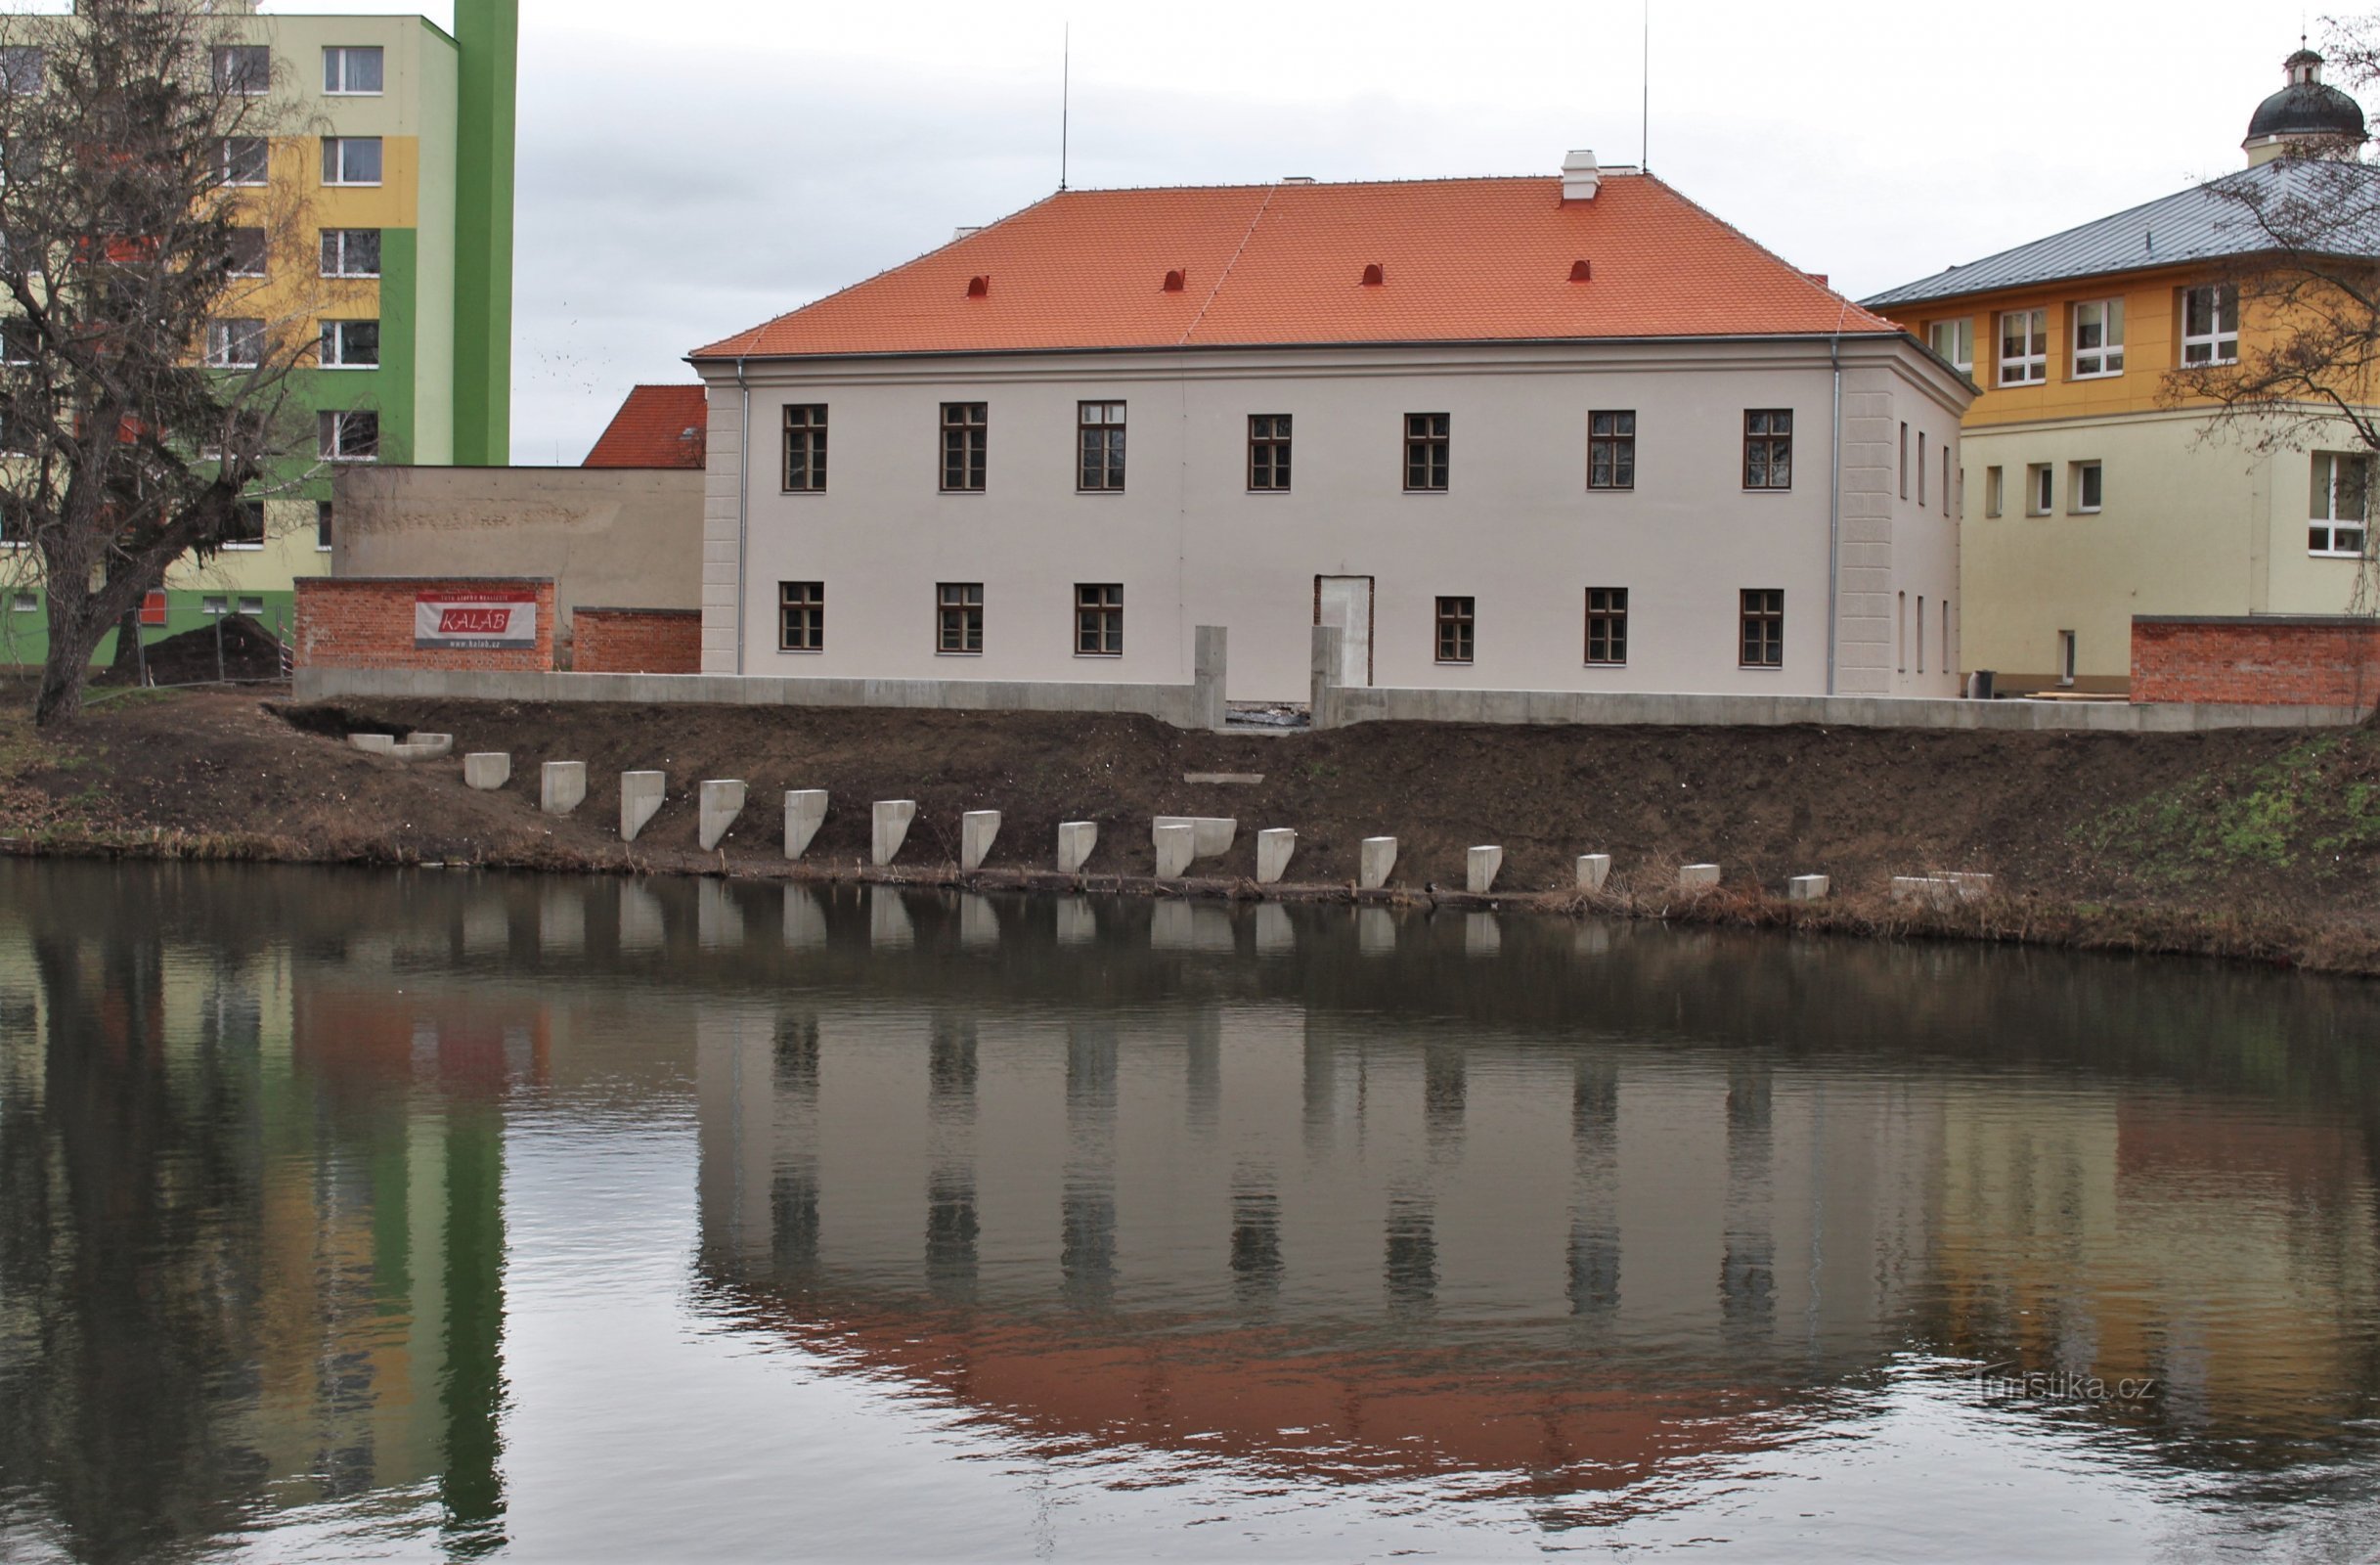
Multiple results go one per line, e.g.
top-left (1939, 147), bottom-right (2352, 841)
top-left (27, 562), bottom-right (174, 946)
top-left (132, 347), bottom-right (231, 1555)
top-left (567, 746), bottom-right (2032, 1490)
top-left (1060, 22), bottom-right (1072, 193)
top-left (1641, 0), bottom-right (1651, 172)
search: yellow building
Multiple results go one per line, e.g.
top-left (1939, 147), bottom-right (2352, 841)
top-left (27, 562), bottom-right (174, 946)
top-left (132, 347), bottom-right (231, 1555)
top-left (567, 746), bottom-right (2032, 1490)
top-left (1863, 50), bottom-right (2374, 693)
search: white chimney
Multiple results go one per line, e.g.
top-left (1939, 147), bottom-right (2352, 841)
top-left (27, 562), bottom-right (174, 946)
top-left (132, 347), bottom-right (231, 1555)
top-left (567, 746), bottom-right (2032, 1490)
top-left (1561, 149), bottom-right (1602, 201)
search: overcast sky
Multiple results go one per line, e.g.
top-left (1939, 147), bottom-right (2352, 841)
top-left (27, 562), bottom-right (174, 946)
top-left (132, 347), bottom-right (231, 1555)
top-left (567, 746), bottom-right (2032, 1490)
top-left (255, 0), bottom-right (2325, 463)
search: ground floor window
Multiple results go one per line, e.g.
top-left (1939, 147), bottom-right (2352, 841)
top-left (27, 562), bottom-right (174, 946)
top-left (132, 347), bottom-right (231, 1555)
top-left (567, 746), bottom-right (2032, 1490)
top-left (2057, 630), bottom-right (2078, 688)
top-left (1434, 596), bottom-right (1475, 663)
top-left (778, 580), bottom-right (823, 651)
top-left (2312, 451), bottom-right (2369, 557)
top-left (9, 591), bottom-right (34, 613)
top-left (1075, 583), bottom-right (1122, 655)
top-left (937, 581), bottom-right (983, 653)
top-left (1740, 589), bottom-right (1783, 668)
top-left (1584, 587), bottom-right (1626, 664)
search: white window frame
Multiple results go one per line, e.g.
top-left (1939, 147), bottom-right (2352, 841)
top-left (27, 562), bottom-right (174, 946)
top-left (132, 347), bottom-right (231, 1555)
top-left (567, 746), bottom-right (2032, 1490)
top-left (319, 410), bottom-right (378, 463)
top-left (219, 136), bottom-right (268, 187)
top-left (322, 45), bottom-right (384, 97)
top-left (224, 500), bottom-right (266, 552)
top-left (321, 136), bottom-right (382, 188)
top-left (205, 318), bottom-right (264, 369)
top-left (9, 591), bottom-right (36, 613)
top-left (318, 318), bottom-right (379, 369)
top-left (320, 228), bottom-right (381, 278)
top-left (2057, 631), bottom-right (2078, 688)
top-left (315, 500), bottom-right (334, 553)
top-left (1985, 466), bottom-right (2003, 518)
top-left (2311, 451), bottom-right (2369, 558)
top-left (2027, 463), bottom-right (2052, 516)
top-left (2071, 298), bottom-right (2125, 379)
top-left (1998, 308), bottom-right (2048, 386)
top-left (1928, 318), bottom-right (1973, 376)
top-left (2181, 285), bottom-right (2239, 367)
top-left (237, 595), bottom-right (265, 615)
top-left (228, 226), bottom-right (267, 278)
top-left (212, 45), bottom-right (270, 97)
top-left (2071, 461), bottom-right (2103, 514)
top-left (200, 595), bottom-right (229, 618)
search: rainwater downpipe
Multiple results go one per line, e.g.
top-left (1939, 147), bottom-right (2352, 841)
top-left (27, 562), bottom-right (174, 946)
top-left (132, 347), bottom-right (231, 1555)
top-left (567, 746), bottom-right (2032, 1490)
top-left (734, 354), bottom-right (751, 675)
top-left (1825, 304), bottom-right (1848, 696)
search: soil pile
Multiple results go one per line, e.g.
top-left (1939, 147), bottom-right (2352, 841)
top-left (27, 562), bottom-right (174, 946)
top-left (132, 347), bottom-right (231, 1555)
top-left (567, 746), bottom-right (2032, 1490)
top-left (98, 615), bottom-right (287, 687)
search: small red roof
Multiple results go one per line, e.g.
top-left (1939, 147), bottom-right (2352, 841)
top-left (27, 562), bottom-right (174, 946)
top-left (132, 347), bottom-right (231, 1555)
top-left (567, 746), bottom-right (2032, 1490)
top-left (693, 173), bottom-right (1895, 361)
top-left (584, 384), bottom-right (708, 469)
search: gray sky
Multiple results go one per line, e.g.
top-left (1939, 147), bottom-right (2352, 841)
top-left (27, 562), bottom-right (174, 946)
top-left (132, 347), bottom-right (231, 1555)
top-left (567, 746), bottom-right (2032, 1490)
top-left (264, 0), bottom-right (2321, 463)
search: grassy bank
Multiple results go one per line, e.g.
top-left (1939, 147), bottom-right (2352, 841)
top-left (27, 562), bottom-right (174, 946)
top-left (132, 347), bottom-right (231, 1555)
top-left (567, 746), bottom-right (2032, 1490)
top-left (4, 685), bottom-right (2377, 975)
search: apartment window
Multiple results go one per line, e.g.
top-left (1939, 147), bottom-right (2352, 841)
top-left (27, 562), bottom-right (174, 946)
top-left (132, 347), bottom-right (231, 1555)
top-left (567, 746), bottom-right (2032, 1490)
top-left (1404, 413), bottom-right (1450, 491)
top-left (321, 136), bottom-right (383, 187)
top-left (237, 595), bottom-right (265, 617)
top-left (318, 410), bottom-right (378, 462)
top-left (2181, 285), bottom-right (2239, 367)
top-left (205, 318), bottom-right (264, 369)
top-left (937, 582), bottom-right (984, 653)
top-left (212, 45), bottom-right (270, 96)
top-left (778, 581), bottom-right (823, 651)
top-left (1985, 466), bottom-right (2004, 517)
top-left (1588, 410), bottom-right (1635, 489)
top-left (1740, 589), bottom-right (1784, 668)
top-left (228, 226), bottom-right (267, 277)
top-left (225, 500), bottom-right (265, 550)
top-left (323, 46), bottom-right (384, 95)
top-left (2057, 631), bottom-right (2078, 688)
top-left (1743, 410), bottom-right (1792, 489)
top-left (1927, 318), bottom-right (1973, 375)
top-left (940, 402), bottom-right (986, 492)
top-left (9, 592), bottom-right (33, 613)
top-left (1078, 401), bottom-right (1125, 491)
top-left (321, 228), bottom-right (381, 277)
top-left (1248, 414), bottom-right (1291, 491)
top-left (2072, 298), bottom-right (2125, 378)
top-left (2072, 460), bottom-right (2103, 514)
top-left (1584, 587), bottom-right (1627, 665)
top-left (782, 404), bottom-right (826, 491)
top-left (1917, 432), bottom-right (1928, 507)
top-left (2311, 452), bottom-right (2369, 557)
top-left (2026, 463), bottom-right (2052, 516)
top-left (315, 500), bottom-right (333, 552)
top-left (0, 317), bottom-right (34, 365)
top-left (220, 137), bottom-right (268, 186)
top-left (201, 595), bottom-right (228, 618)
top-left (1998, 308), bottom-right (2048, 385)
top-left (1434, 595), bottom-right (1475, 663)
top-left (0, 48), bottom-right (44, 97)
top-left (1075, 583), bottom-right (1123, 654)
top-left (319, 319), bottom-right (379, 369)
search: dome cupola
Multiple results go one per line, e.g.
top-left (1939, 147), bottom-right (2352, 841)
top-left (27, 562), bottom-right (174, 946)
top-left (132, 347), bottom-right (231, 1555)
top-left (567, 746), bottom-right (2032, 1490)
top-left (2245, 48), bottom-right (2368, 164)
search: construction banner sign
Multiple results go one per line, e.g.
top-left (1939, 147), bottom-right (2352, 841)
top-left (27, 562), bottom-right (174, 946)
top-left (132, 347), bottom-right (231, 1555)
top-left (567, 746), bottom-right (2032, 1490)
top-left (415, 589), bottom-right (538, 650)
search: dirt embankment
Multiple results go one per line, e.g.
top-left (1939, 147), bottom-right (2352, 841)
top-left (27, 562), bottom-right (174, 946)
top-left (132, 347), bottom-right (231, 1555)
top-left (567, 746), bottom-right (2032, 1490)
top-left (5, 684), bottom-right (2378, 973)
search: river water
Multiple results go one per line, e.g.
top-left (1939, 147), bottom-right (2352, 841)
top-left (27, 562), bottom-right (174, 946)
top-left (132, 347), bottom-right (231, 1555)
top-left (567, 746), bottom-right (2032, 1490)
top-left (0, 861), bottom-right (2376, 1563)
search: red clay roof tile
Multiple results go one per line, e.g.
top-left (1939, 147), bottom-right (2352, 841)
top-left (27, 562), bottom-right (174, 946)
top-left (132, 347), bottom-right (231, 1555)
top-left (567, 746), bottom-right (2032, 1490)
top-left (583, 384), bottom-right (709, 468)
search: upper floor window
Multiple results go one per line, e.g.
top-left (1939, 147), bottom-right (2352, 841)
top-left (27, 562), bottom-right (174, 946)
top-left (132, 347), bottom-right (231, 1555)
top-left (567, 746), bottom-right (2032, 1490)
top-left (1078, 401), bottom-right (1124, 492)
top-left (1928, 318), bottom-right (1973, 375)
top-left (205, 317), bottom-right (264, 369)
top-left (1743, 409), bottom-right (1792, 489)
top-left (2181, 284), bottom-right (2239, 367)
top-left (320, 228), bottom-right (380, 277)
top-left (0, 47), bottom-right (44, 97)
top-left (1589, 410), bottom-right (1634, 489)
top-left (319, 409), bottom-right (378, 463)
top-left (319, 319), bottom-right (378, 369)
top-left (1404, 413), bottom-right (1450, 491)
top-left (1998, 308), bottom-right (2048, 385)
top-left (228, 226), bottom-right (267, 277)
top-left (1917, 431), bottom-right (1928, 506)
top-left (1248, 414), bottom-right (1291, 491)
top-left (219, 136), bottom-right (268, 187)
top-left (323, 46), bottom-right (384, 96)
top-left (2312, 451), bottom-right (2369, 557)
top-left (316, 500), bottom-right (334, 552)
top-left (2072, 460), bottom-right (2103, 514)
top-left (321, 136), bottom-right (382, 187)
top-left (212, 45), bottom-right (270, 96)
top-left (225, 499), bottom-right (266, 550)
top-left (2072, 298), bottom-right (2124, 379)
top-left (941, 402), bottom-right (986, 492)
top-left (782, 404), bottom-right (826, 491)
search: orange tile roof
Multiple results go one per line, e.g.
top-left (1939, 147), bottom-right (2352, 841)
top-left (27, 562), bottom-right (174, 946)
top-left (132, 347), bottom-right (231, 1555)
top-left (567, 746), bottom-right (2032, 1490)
top-left (693, 173), bottom-right (1897, 361)
top-left (583, 384), bottom-right (709, 468)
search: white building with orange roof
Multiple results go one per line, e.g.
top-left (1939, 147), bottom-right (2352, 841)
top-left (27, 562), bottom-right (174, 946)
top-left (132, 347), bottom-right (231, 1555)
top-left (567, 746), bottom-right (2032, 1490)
top-left (688, 155), bottom-right (1973, 703)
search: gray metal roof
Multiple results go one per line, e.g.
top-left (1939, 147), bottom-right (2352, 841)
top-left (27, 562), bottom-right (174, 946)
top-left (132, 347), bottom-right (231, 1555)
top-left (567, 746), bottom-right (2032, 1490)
top-left (1860, 159), bottom-right (2373, 309)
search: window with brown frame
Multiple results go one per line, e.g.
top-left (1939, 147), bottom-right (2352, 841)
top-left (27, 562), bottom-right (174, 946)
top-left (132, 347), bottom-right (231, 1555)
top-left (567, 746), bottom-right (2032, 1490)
top-left (941, 403), bottom-right (986, 492)
top-left (1434, 595), bottom-right (1475, 663)
top-left (783, 405), bottom-right (826, 492)
top-left (1589, 410), bottom-right (1634, 489)
top-left (1744, 410), bottom-right (1792, 489)
top-left (1405, 413), bottom-right (1450, 491)
top-left (937, 582), bottom-right (984, 652)
top-left (1740, 588), bottom-right (1784, 667)
top-left (1585, 587), bottom-right (1627, 664)
top-left (1249, 414), bottom-right (1291, 491)
top-left (1076, 583), bottom-right (1123, 654)
top-left (778, 580), bottom-right (823, 651)
top-left (1079, 402), bottom-right (1125, 491)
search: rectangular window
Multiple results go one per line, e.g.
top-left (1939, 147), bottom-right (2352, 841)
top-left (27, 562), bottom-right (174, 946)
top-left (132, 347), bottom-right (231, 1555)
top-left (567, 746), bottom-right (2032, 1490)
top-left (321, 136), bottom-right (382, 187)
top-left (323, 46), bottom-right (384, 95)
top-left (1434, 595), bottom-right (1475, 663)
top-left (1740, 588), bottom-right (1784, 668)
top-left (1075, 583), bottom-right (1123, 655)
top-left (1897, 591), bottom-right (1907, 673)
top-left (225, 499), bottom-right (265, 549)
top-left (9, 592), bottom-right (34, 613)
top-left (1899, 422), bottom-right (1909, 499)
top-left (777, 581), bottom-right (823, 651)
top-left (1986, 466), bottom-right (2004, 517)
top-left (782, 404), bottom-right (826, 491)
top-left (1078, 401), bottom-right (1125, 492)
top-left (319, 319), bottom-right (378, 369)
top-left (937, 581), bottom-right (984, 653)
top-left (940, 402), bottom-right (986, 492)
top-left (0, 47), bottom-right (43, 97)
top-left (1584, 587), bottom-right (1627, 665)
top-left (2057, 630), bottom-right (2078, 688)
top-left (205, 318), bottom-right (264, 369)
top-left (212, 45), bottom-right (270, 96)
top-left (1998, 308), bottom-right (2048, 385)
top-left (220, 137), bottom-right (268, 186)
top-left (1588, 410), bottom-right (1635, 489)
top-left (226, 227), bottom-right (268, 278)
top-left (320, 228), bottom-right (381, 277)
top-left (1917, 597), bottom-right (1926, 674)
top-left (1248, 413), bottom-right (1292, 491)
top-left (201, 595), bottom-right (228, 618)
top-left (1743, 409), bottom-right (1792, 489)
top-left (2072, 298), bottom-right (2125, 378)
top-left (237, 595), bottom-right (264, 617)
top-left (315, 500), bottom-right (333, 552)
top-left (318, 410), bottom-right (378, 462)
top-left (2311, 452), bottom-right (2369, 557)
top-left (0, 317), bottom-right (35, 365)
top-left (1927, 318), bottom-right (1974, 375)
top-left (2027, 463), bottom-right (2052, 516)
top-left (2181, 285), bottom-right (2239, 367)
top-left (1404, 413), bottom-right (1450, 491)
top-left (2072, 460), bottom-right (2103, 514)
top-left (1944, 450), bottom-right (1953, 517)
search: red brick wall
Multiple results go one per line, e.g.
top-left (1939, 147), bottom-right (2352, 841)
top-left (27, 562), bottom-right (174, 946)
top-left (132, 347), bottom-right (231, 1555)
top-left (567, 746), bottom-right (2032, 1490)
top-left (573, 607), bottom-right (701, 674)
top-left (2133, 617), bottom-right (2380, 708)
top-left (294, 578), bottom-right (556, 672)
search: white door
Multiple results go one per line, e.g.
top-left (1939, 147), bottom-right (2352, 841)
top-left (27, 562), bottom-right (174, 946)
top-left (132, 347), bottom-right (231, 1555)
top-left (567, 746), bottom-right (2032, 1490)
top-left (1315, 576), bottom-right (1373, 688)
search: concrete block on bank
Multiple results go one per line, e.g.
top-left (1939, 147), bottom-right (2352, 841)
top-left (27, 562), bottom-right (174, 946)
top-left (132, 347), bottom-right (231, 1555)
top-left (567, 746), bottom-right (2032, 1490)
top-left (1787, 874), bottom-right (1831, 901)
top-left (541, 761), bottom-right (587, 817)
top-left (783, 790), bottom-right (827, 860)
top-left (1945, 872), bottom-right (1996, 901)
top-left (1153, 816), bottom-right (1237, 860)
top-left (621, 771), bottom-right (667, 843)
top-left (1892, 875), bottom-right (1957, 909)
top-left (1466, 845), bottom-right (1503, 896)
top-left (392, 735), bottom-right (453, 761)
top-left (1256, 828), bottom-right (1297, 884)
top-left (1576, 854), bottom-right (1612, 893)
top-left (961, 811), bottom-right (1002, 872)
top-left (1057, 821), bottom-right (1098, 874)
top-left (463, 753), bottom-right (511, 790)
top-left (1680, 864), bottom-right (1722, 890)
top-left (871, 800), bottom-right (916, 867)
top-left (1155, 822), bottom-right (1197, 878)
top-left (349, 733), bottom-right (397, 755)
top-left (698, 780), bottom-right (748, 851)
top-left (1359, 836), bottom-right (1398, 890)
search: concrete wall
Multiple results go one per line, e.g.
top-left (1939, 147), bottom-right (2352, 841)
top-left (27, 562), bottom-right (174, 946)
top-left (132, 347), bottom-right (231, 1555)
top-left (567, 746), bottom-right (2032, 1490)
top-left (295, 577), bottom-right (555, 673)
top-left (2133, 614), bottom-right (2380, 708)
top-left (331, 466), bottom-right (702, 652)
top-left (696, 336), bottom-right (1970, 702)
top-left (574, 607), bottom-right (701, 674)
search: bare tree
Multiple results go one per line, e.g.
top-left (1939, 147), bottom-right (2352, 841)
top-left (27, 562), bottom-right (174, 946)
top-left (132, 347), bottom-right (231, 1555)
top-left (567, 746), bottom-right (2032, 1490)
top-left (0, 0), bottom-right (321, 727)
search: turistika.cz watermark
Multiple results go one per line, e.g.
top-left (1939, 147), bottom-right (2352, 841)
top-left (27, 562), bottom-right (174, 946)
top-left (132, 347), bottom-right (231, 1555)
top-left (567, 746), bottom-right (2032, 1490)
top-left (1972, 1363), bottom-right (2160, 1404)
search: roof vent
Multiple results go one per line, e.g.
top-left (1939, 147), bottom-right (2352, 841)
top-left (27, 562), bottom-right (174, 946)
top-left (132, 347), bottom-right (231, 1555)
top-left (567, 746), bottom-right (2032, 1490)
top-left (965, 275), bottom-right (990, 298)
top-left (1162, 268), bottom-right (1186, 292)
top-left (1805, 272), bottom-right (1829, 288)
top-left (1282, 175), bottom-right (1315, 184)
top-left (952, 225), bottom-right (984, 242)
top-left (1568, 259), bottom-right (1592, 283)
top-left (1360, 263), bottom-right (1385, 287)
top-left (1561, 148), bottom-right (1601, 201)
